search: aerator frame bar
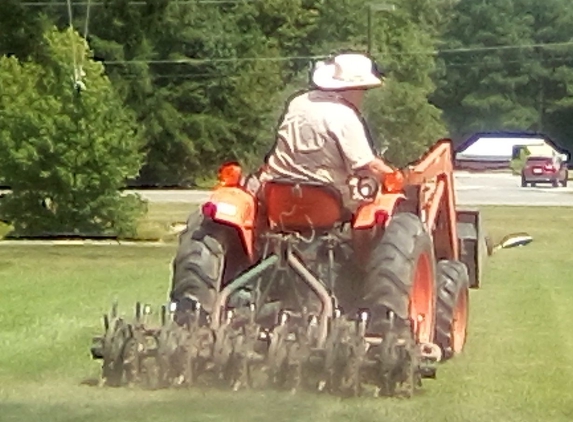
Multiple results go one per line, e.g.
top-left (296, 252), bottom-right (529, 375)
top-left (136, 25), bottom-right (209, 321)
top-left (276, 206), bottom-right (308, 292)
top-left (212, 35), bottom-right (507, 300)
top-left (90, 232), bottom-right (442, 395)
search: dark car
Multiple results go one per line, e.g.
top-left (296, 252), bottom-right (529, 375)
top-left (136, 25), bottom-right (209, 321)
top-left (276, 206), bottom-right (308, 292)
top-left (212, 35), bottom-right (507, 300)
top-left (521, 155), bottom-right (568, 187)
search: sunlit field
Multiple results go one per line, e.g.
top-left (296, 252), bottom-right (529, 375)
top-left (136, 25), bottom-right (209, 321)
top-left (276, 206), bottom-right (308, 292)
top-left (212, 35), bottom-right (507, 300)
top-left (1, 206), bottom-right (572, 422)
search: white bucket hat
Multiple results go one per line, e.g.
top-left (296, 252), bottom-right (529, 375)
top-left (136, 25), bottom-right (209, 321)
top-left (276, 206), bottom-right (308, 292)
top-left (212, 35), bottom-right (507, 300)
top-left (312, 53), bottom-right (384, 91)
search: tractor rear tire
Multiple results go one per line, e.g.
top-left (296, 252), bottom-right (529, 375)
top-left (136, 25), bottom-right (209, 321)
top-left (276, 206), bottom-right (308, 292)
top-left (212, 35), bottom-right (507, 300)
top-left (363, 212), bottom-right (437, 345)
top-left (170, 210), bottom-right (247, 314)
top-left (434, 260), bottom-right (470, 360)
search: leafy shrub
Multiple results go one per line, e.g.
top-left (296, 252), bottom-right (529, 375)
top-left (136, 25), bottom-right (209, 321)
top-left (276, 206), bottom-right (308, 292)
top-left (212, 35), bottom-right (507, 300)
top-left (0, 27), bottom-right (146, 238)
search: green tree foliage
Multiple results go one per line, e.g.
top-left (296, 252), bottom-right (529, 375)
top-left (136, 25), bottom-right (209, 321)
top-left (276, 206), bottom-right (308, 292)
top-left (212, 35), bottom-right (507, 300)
top-left (432, 0), bottom-right (573, 148)
top-left (363, 0), bottom-right (448, 166)
top-left (6, 0), bottom-right (544, 191)
top-left (86, 0), bottom-right (171, 184)
top-left (88, 1), bottom-right (286, 185)
top-left (0, 0), bottom-right (48, 60)
top-left (0, 27), bottom-right (146, 237)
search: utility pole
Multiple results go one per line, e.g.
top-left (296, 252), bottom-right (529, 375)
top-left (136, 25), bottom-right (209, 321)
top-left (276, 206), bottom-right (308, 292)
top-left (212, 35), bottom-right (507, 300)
top-left (367, 2), bottom-right (396, 55)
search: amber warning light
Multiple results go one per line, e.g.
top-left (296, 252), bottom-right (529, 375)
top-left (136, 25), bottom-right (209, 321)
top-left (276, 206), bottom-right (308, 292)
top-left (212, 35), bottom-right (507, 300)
top-left (382, 170), bottom-right (405, 193)
top-left (217, 162), bottom-right (242, 187)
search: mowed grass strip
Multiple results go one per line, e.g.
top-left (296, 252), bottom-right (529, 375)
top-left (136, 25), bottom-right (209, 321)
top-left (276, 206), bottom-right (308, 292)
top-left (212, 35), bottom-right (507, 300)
top-left (1, 206), bottom-right (573, 422)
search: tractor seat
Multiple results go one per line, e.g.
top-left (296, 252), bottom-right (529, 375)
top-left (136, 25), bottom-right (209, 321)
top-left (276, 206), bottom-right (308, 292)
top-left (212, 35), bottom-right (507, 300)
top-left (262, 179), bottom-right (352, 232)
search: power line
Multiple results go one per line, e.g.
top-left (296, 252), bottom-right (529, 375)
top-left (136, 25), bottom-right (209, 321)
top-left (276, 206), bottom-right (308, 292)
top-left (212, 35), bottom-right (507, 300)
top-left (437, 41), bottom-right (573, 54)
top-left (97, 41), bottom-right (573, 66)
top-left (104, 56), bottom-right (573, 83)
top-left (19, 0), bottom-right (250, 5)
top-left (443, 56), bottom-right (573, 69)
top-left (375, 40), bottom-right (573, 56)
top-left (102, 55), bottom-right (327, 65)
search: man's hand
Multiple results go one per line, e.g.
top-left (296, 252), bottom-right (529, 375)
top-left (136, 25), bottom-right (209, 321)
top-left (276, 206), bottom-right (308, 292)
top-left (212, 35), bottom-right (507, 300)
top-left (360, 157), bottom-right (395, 180)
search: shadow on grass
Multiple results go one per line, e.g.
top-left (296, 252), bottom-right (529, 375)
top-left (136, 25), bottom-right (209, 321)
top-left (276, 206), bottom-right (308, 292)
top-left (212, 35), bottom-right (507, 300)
top-left (1, 387), bottom-right (320, 422)
top-left (1, 402), bottom-right (216, 422)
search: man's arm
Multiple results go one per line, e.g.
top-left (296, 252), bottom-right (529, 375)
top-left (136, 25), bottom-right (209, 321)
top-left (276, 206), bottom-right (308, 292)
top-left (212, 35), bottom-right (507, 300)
top-left (333, 111), bottom-right (395, 180)
top-left (358, 157), bottom-right (395, 179)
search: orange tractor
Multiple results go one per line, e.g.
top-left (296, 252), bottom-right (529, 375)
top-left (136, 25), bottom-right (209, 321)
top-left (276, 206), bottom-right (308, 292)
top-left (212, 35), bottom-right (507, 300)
top-left (90, 138), bottom-right (487, 397)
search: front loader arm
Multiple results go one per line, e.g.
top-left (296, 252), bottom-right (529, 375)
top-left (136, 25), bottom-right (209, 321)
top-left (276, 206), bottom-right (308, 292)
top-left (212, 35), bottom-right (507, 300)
top-left (402, 138), bottom-right (459, 261)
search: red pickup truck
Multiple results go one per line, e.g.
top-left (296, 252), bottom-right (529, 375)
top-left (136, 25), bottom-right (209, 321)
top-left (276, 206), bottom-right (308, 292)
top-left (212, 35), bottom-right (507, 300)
top-left (521, 156), bottom-right (568, 187)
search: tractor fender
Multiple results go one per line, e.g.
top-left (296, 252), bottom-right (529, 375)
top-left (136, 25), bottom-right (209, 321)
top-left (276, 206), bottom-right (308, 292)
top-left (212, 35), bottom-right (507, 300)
top-left (201, 186), bottom-right (257, 261)
top-left (352, 192), bottom-right (406, 230)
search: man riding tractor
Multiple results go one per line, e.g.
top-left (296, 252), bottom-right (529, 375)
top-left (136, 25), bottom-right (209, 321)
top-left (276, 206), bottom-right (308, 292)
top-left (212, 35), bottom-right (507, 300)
top-left (170, 52), bottom-right (398, 329)
top-left (258, 52), bottom-right (395, 211)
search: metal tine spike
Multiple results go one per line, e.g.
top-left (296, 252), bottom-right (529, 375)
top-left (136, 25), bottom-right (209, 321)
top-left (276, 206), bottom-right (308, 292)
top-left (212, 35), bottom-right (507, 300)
top-left (161, 305), bottom-right (167, 326)
top-left (193, 302), bottom-right (202, 328)
top-left (278, 310), bottom-right (289, 326)
top-left (334, 307), bottom-right (342, 319)
top-left (249, 303), bottom-right (256, 324)
top-left (103, 314), bottom-right (109, 331)
top-left (135, 302), bottom-right (141, 321)
top-left (358, 311), bottom-right (368, 337)
top-left (111, 300), bottom-right (118, 318)
top-left (142, 304), bottom-right (152, 325)
top-left (226, 309), bottom-right (234, 324)
top-left (307, 314), bottom-right (318, 337)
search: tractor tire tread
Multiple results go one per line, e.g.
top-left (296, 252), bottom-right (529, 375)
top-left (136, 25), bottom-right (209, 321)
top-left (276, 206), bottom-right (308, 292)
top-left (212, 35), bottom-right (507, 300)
top-left (434, 260), bottom-right (470, 359)
top-left (363, 212), bottom-right (435, 326)
top-left (170, 210), bottom-right (225, 311)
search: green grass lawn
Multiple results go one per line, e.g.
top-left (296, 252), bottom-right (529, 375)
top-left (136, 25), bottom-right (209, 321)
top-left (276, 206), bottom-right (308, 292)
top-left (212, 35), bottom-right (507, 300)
top-left (1, 206), bottom-right (573, 422)
top-left (136, 202), bottom-right (197, 241)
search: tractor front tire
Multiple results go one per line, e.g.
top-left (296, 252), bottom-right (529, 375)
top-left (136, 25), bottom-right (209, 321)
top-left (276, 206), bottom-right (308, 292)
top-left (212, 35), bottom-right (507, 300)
top-left (434, 260), bottom-right (470, 360)
top-left (363, 212), bottom-right (437, 345)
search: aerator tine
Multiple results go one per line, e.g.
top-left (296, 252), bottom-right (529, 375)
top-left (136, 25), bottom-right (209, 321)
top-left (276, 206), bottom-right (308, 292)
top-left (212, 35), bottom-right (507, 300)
top-left (161, 304), bottom-right (167, 326)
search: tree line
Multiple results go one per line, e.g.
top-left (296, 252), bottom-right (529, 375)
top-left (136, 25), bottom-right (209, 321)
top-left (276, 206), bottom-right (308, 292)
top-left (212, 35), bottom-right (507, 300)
top-left (0, 0), bottom-right (572, 236)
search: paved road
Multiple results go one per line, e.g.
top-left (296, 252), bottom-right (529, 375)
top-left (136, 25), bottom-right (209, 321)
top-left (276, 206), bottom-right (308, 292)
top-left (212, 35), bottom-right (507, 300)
top-left (128, 172), bottom-right (573, 207)
top-left (3, 172), bottom-right (572, 207)
top-left (454, 171), bottom-right (573, 206)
